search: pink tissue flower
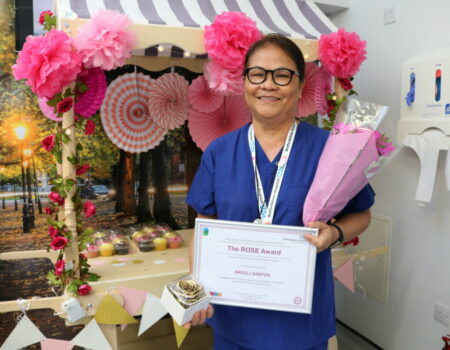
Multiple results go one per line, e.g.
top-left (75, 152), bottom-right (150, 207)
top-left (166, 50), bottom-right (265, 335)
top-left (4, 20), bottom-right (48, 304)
top-left (12, 29), bottom-right (82, 99)
top-left (44, 206), bottom-right (53, 215)
top-left (54, 259), bottom-right (65, 276)
top-left (85, 119), bottom-right (95, 135)
top-left (204, 12), bottom-right (262, 71)
top-left (374, 131), bottom-right (395, 157)
top-left (48, 225), bottom-right (59, 238)
top-left (204, 60), bottom-right (243, 95)
top-left (74, 9), bottom-right (137, 71)
top-left (319, 28), bottom-right (367, 79)
top-left (39, 10), bottom-right (53, 25)
top-left (42, 134), bottom-right (56, 151)
top-left (56, 97), bottom-right (74, 114)
top-left (76, 164), bottom-right (90, 176)
top-left (48, 192), bottom-right (65, 206)
top-left (78, 284), bottom-right (92, 296)
top-left (83, 201), bottom-right (96, 218)
top-left (50, 236), bottom-right (68, 250)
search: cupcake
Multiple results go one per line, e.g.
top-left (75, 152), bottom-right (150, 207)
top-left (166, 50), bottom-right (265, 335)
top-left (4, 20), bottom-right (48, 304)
top-left (93, 231), bottom-right (107, 241)
top-left (114, 239), bottom-right (129, 255)
top-left (167, 235), bottom-right (183, 249)
top-left (138, 237), bottom-right (154, 252)
top-left (99, 242), bottom-right (114, 257)
top-left (163, 231), bottom-right (178, 239)
top-left (132, 230), bottom-right (146, 242)
top-left (84, 243), bottom-right (98, 258)
top-left (153, 237), bottom-right (168, 251)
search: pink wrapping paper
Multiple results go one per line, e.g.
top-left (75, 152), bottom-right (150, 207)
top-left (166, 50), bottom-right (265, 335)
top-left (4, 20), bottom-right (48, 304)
top-left (303, 130), bottom-right (378, 225)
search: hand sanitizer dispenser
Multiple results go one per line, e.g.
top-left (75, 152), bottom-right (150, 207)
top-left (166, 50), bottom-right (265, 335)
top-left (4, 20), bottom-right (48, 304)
top-left (398, 46), bottom-right (450, 203)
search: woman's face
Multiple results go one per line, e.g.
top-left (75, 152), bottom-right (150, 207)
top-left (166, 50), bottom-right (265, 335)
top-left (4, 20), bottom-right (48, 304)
top-left (244, 44), bottom-right (303, 125)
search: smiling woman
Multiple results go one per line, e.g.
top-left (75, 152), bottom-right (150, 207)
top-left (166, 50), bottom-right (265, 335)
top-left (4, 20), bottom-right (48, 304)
top-left (186, 33), bottom-right (374, 350)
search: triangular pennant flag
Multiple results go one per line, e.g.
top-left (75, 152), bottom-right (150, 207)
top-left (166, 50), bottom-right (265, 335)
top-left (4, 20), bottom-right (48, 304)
top-left (173, 319), bottom-right (189, 348)
top-left (70, 319), bottom-right (112, 350)
top-left (41, 338), bottom-right (74, 350)
top-left (333, 257), bottom-right (355, 293)
top-left (0, 314), bottom-right (45, 350)
top-left (95, 294), bottom-right (138, 325)
top-left (138, 293), bottom-right (167, 336)
top-left (119, 286), bottom-right (148, 331)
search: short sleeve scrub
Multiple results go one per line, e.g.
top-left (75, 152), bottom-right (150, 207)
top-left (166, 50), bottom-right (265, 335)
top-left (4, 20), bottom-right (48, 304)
top-left (187, 122), bottom-right (375, 350)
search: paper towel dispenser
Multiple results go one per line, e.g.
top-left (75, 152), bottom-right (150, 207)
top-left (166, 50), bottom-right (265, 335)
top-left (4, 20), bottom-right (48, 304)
top-left (398, 46), bottom-right (450, 203)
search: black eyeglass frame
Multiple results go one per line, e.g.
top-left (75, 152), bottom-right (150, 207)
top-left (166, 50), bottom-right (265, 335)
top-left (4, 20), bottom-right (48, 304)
top-left (243, 67), bottom-right (303, 86)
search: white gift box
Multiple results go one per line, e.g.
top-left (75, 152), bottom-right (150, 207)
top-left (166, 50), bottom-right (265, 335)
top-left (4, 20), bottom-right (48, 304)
top-left (160, 274), bottom-right (210, 326)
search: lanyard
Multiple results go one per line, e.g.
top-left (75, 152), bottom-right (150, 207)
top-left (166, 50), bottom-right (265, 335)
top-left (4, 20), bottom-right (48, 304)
top-left (248, 121), bottom-right (297, 224)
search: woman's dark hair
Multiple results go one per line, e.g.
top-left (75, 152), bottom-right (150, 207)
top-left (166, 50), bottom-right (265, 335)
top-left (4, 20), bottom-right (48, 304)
top-left (244, 33), bottom-right (305, 82)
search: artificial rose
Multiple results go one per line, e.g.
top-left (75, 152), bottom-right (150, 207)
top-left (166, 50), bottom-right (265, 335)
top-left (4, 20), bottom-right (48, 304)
top-left (54, 259), bottom-right (65, 276)
top-left (85, 119), bottom-right (95, 135)
top-left (338, 78), bottom-right (353, 91)
top-left (56, 96), bottom-right (74, 114)
top-left (48, 192), bottom-right (65, 206)
top-left (319, 28), bottom-right (367, 79)
top-left (12, 29), bottom-right (82, 99)
top-left (74, 9), bottom-right (137, 71)
top-left (83, 201), bottom-right (96, 218)
top-left (78, 284), bottom-right (92, 296)
top-left (50, 236), bottom-right (68, 250)
top-left (42, 134), bottom-right (56, 152)
top-left (76, 164), bottom-right (90, 176)
top-left (44, 206), bottom-right (53, 215)
top-left (39, 10), bottom-right (53, 25)
top-left (48, 225), bottom-right (59, 238)
top-left (327, 100), bottom-right (335, 114)
top-left (204, 11), bottom-right (262, 71)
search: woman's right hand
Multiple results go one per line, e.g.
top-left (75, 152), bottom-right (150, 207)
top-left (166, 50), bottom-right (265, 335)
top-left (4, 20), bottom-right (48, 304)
top-left (183, 304), bottom-right (214, 329)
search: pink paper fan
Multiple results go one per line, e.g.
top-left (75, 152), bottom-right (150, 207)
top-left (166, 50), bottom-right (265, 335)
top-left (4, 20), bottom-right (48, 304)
top-left (188, 95), bottom-right (251, 151)
top-left (75, 68), bottom-right (107, 118)
top-left (38, 97), bottom-right (63, 122)
top-left (188, 76), bottom-right (224, 113)
top-left (296, 62), bottom-right (321, 117)
top-left (147, 73), bottom-right (190, 130)
top-left (101, 72), bottom-right (167, 153)
top-left (315, 67), bottom-right (333, 115)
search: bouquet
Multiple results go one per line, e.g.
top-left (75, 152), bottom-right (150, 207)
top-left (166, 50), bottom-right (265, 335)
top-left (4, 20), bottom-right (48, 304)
top-left (303, 98), bottom-right (394, 225)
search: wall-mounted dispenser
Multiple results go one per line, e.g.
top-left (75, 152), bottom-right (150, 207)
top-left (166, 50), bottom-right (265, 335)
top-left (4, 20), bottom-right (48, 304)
top-left (398, 46), bottom-right (450, 204)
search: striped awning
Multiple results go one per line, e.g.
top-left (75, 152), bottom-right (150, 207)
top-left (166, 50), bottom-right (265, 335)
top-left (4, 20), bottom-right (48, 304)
top-left (60, 0), bottom-right (337, 58)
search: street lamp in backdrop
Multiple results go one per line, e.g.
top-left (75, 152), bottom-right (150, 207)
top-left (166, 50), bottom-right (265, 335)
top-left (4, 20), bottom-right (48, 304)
top-left (23, 149), bottom-right (36, 226)
top-left (0, 166), bottom-right (5, 209)
top-left (14, 125), bottom-right (32, 233)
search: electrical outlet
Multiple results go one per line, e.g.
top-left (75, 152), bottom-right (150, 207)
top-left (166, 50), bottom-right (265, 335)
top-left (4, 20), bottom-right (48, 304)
top-left (434, 302), bottom-right (450, 327)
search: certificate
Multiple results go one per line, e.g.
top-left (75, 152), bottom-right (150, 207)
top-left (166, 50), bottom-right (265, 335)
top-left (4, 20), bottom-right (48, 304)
top-left (193, 218), bottom-right (318, 314)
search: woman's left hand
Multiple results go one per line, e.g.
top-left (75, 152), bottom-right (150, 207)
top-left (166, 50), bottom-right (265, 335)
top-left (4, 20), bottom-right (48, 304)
top-left (304, 221), bottom-right (340, 253)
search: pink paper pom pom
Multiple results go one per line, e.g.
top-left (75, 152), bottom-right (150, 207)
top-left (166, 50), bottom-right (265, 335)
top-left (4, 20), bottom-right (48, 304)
top-left (188, 76), bottom-right (224, 113)
top-left (204, 11), bottom-right (262, 71)
top-left (319, 28), bottom-right (367, 78)
top-left (12, 29), bottom-right (82, 99)
top-left (204, 60), bottom-right (243, 96)
top-left (74, 9), bottom-right (137, 71)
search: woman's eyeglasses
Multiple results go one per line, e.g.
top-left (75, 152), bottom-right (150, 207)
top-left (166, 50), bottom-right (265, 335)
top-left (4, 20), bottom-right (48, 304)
top-left (244, 67), bottom-right (302, 86)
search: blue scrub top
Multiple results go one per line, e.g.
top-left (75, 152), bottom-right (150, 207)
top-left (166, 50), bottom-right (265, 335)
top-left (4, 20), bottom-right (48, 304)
top-left (187, 122), bottom-right (375, 350)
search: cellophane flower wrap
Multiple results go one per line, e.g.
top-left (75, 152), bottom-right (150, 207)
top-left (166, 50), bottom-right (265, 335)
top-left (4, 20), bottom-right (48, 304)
top-left (303, 98), bottom-right (392, 225)
top-left (74, 9), bottom-right (137, 71)
top-left (12, 29), bottom-right (82, 99)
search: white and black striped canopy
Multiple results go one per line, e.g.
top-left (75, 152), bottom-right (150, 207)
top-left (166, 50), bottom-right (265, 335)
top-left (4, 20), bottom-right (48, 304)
top-left (60, 0), bottom-right (337, 58)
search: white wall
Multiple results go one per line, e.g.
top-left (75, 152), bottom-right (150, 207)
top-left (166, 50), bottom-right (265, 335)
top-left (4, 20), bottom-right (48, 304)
top-left (330, 1), bottom-right (450, 349)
